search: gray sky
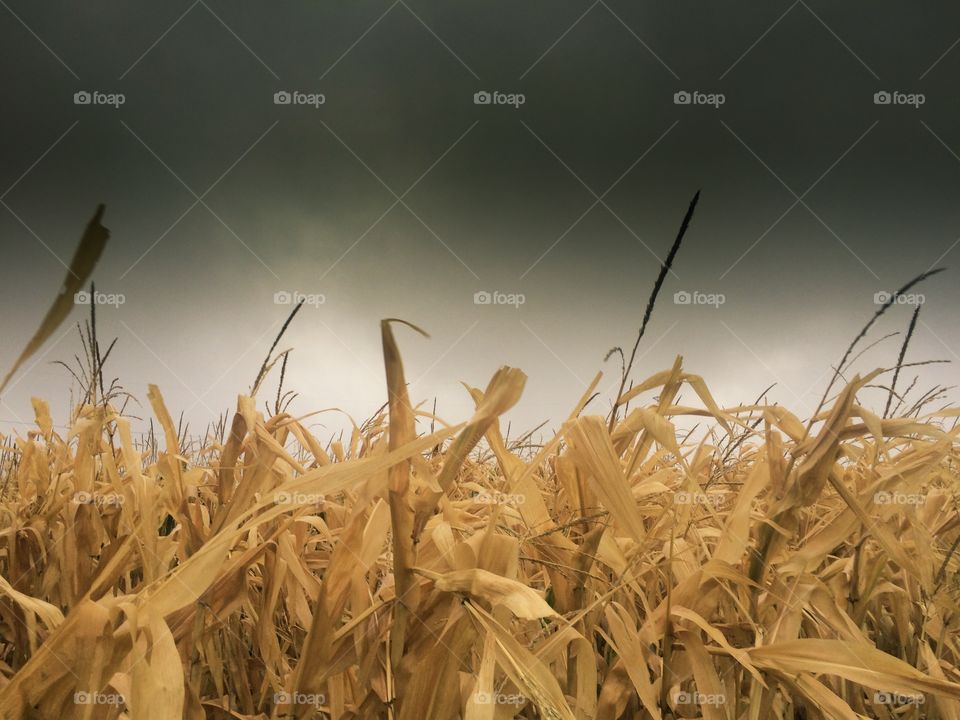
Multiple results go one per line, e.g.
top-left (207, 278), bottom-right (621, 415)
top-left (1, 1), bottom-right (959, 438)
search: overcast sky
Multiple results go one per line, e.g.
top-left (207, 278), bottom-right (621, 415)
top-left (1, 1), bottom-right (959, 438)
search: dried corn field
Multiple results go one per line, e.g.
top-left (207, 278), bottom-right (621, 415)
top-left (1, 326), bottom-right (959, 720)
top-left (1, 208), bottom-right (960, 720)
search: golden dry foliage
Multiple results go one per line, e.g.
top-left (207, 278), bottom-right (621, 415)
top-left (1, 322), bottom-right (960, 720)
top-left (0, 205), bottom-right (109, 394)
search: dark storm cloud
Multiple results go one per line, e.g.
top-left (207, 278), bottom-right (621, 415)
top-left (1, 1), bottom-right (959, 434)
